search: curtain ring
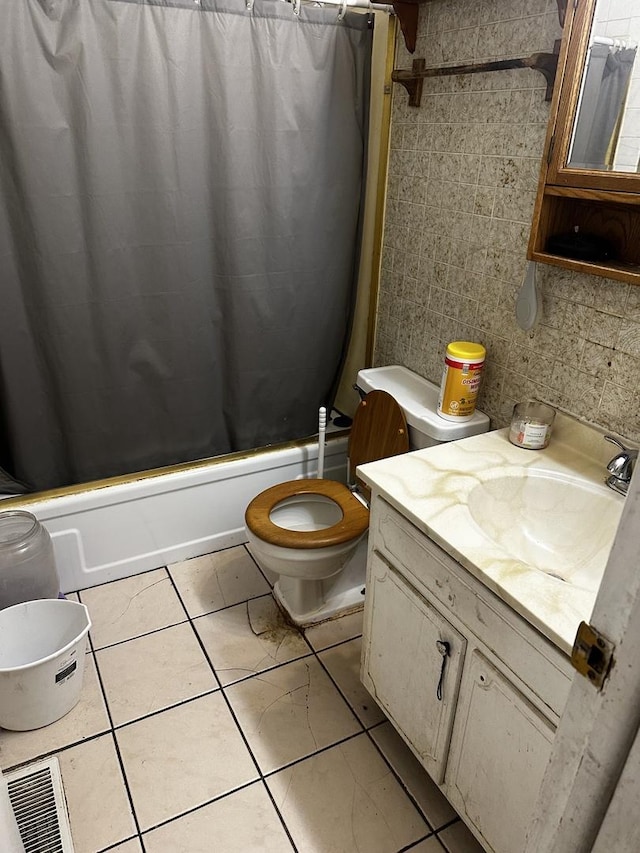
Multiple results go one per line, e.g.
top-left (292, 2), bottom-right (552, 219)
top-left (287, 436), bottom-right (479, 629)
top-left (246, 0), bottom-right (254, 11)
top-left (337, 0), bottom-right (348, 21)
top-left (293, 0), bottom-right (301, 16)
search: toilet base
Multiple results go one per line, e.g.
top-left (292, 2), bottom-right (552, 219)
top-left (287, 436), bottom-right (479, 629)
top-left (273, 537), bottom-right (368, 628)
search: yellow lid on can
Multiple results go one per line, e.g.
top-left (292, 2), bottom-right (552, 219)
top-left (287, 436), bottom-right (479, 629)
top-left (445, 341), bottom-right (486, 363)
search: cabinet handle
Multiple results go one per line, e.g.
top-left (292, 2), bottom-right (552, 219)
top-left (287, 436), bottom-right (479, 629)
top-left (436, 640), bottom-right (450, 701)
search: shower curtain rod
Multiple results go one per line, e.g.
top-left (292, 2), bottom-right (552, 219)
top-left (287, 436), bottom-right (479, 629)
top-left (591, 35), bottom-right (637, 50)
top-left (318, 0), bottom-right (394, 11)
top-left (282, 0), bottom-right (395, 15)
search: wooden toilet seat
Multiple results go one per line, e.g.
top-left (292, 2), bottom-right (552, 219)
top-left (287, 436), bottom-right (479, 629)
top-left (244, 479), bottom-right (369, 549)
top-left (245, 390), bottom-right (409, 551)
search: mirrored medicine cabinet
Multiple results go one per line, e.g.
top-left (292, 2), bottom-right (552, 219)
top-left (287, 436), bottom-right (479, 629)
top-left (529, 0), bottom-right (640, 285)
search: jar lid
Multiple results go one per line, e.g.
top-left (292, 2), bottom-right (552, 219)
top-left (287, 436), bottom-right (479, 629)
top-left (446, 341), bottom-right (486, 362)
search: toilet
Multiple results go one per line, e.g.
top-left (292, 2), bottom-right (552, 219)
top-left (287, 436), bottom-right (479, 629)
top-left (245, 365), bottom-right (489, 627)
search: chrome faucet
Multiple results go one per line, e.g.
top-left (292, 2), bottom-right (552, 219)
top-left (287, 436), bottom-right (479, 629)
top-left (604, 435), bottom-right (638, 496)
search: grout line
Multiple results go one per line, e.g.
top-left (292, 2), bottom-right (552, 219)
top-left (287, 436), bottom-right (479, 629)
top-left (313, 649), bottom-right (368, 733)
top-left (436, 816), bottom-right (462, 835)
top-left (242, 543), bottom-right (275, 588)
top-left (109, 688), bottom-right (222, 732)
top-left (261, 728), bottom-right (366, 781)
top-left (204, 651), bottom-right (315, 690)
top-left (1, 727), bottom-right (111, 775)
top-left (70, 541), bottom-right (255, 597)
top-left (138, 777), bottom-right (260, 837)
top-left (85, 615), bottom-right (146, 843)
top-left (89, 618), bottom-right (190, 653)
top-left (95, 834), bottom-right (143, 853)
top-left (110, 731), bottom-right (148, 852)
top-left (364, 726), bottom-right (439, 834)
top-left (165, 571), bottom-right (300, 851)
top-left (74, 564), bottom-right (171, 594)
top-left (397, 831), bottom-right (439, 852)
top-left (302, 628), bottom-right (364, 656)
top-left (260, 778), bottom-right (299, 853)
top-left (189, 590), bottom-right (275, 625)
top-left (166, 573), bottom-right (257, 751)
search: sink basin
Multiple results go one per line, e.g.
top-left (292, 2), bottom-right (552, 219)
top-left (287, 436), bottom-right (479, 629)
top-left (467, 473), bottom-right (623, 591)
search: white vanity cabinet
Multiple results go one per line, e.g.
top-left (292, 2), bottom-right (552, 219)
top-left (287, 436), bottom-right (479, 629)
top-left (361, 496), bottom-right (574, 853)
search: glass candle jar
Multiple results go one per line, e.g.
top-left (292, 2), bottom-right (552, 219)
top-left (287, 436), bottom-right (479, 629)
top-left (509, 401), bottom-right (556, 450)
top-left (0, 511), bottom-right (60, 610)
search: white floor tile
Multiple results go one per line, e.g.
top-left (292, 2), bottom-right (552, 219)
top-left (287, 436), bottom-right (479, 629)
top-left (58, 733), bottom-right (136, 853)
top-left (304, 609), bottom-right (364, 651)
top-left (169, 547), bottom-right (270, 617)
top-left (194, 595), bottom-right (310, 685)
top-left (267, 733), bottom-right (429, 853)
top-left (96, 622), bottom-right (218, 726)
top-left (81, 569), bottom-right (185, 649)
top-left (226, 657), bottom-right (361, 774)
top-left (116, 693), bottom-right (258, 831)
top-left (370, 722), bottom-right (457, 831)
top-left (144, 782), bottom-right (294, 852)
top-left (0, 655), bottom-right (109, 770)
top-left (318, 636), bottom-right (385, 728)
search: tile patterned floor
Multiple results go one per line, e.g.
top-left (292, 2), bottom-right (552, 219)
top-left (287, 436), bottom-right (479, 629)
top-left (0, 545), bottom-right (484, 853)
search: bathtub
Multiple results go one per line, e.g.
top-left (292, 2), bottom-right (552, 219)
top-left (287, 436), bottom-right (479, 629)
top-left (4, 434), bottom-right (349, 594)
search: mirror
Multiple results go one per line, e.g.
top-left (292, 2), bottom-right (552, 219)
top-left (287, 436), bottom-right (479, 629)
top-left (566, 0), bottom-right (639, 173)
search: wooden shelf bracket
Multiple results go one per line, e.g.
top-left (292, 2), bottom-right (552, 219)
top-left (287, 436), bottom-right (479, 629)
top-left (392, 42), bottom-right (561, 107)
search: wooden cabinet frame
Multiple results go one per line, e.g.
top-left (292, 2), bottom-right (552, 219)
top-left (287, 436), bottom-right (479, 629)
top-left (528, 0), bottom-right (640, 285)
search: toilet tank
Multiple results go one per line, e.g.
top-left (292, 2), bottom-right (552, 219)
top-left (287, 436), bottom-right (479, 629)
top-left (356, 365), bottom-right (490, 450)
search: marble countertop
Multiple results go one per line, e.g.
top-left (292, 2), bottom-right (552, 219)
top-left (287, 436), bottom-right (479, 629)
top-left (358, 413), bottom-right (625, 655)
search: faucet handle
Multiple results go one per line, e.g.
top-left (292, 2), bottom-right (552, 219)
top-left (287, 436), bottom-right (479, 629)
top-left (604, 434), bottom-right (638, 482)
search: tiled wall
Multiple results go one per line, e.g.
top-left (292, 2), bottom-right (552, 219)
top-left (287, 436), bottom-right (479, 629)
top-left (374, 0), bottom-right (640, 443)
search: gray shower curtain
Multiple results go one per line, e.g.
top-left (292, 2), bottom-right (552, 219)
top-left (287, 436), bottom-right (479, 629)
top-left (0, 0), bottom-right (372, 491)
top-left (570, 43), bottom-right (636, 170)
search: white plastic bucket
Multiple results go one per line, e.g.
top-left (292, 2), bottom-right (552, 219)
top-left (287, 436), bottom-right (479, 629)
top-left (0, 599), bottom-right (91, 731)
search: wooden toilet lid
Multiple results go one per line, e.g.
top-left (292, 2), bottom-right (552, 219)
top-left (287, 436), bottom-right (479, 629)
top-left (245, 478), bottom-right (369, 549)
top-left (349, 390), bottom-right (409, 501)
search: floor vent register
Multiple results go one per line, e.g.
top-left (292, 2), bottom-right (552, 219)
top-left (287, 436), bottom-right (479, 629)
top-left (5, 758), bottom-right (75, 853)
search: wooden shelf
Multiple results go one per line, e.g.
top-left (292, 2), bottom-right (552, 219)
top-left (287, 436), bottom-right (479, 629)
top-left (531, 250), bottom-right (640, 286)
top-left (530, 190), bottom-right (640, 285)
top-left (543, 186), bottom-right (640, 205)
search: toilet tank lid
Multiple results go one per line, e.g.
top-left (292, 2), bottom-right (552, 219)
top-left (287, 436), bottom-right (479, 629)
top-left (356, 365), bottom-right (490, 443)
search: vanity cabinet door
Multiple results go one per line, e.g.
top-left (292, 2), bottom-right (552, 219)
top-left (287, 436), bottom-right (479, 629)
top-left (445, 650), bottom-right (555, 853)
top-left (362, 553), bottom-right (465, 782)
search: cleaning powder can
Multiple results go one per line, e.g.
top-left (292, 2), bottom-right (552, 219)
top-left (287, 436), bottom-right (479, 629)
top-left (437, 341), bottom-right (486, 422)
